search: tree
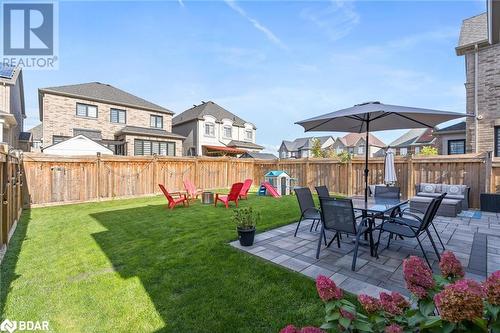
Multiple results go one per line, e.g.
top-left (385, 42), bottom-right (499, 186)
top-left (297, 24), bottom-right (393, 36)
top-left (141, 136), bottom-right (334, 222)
top-left (311, 138), bottom-right (324, 158)
top-left (419, 146), bottom-right (438, 156)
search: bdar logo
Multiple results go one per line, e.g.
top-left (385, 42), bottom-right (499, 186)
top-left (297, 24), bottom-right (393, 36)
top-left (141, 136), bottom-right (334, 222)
top-left (0, 319), bottom-right (17, 333)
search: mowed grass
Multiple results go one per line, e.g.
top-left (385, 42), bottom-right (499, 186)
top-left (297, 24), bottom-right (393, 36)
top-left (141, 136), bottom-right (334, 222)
top-left (0, 193), bottom-right (325, 332)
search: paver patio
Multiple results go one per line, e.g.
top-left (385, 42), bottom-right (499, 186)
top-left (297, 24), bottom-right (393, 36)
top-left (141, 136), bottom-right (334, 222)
top-left (231, 211), bottom-right (500, 297)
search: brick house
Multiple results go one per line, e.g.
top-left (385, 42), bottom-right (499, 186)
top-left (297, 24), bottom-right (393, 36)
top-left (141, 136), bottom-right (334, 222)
top-left (172, 101), bottom-right (263, 156)
top-left (456, 0), bottom-right (500, 156)
top-left (333, 133), bottom-right (386, 158)
top-left (38, 82), bottom-right (184, 156)
top-left (433, 121), bottom-right (467, 155)
top-left (384, 128), bottom-right (435, 156)
top-left (278, 136), bottom-right (334, 159)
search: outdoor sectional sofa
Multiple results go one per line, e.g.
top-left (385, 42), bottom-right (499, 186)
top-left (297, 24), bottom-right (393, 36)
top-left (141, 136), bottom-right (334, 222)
top-left (409, 183), bottom-right (470, 218)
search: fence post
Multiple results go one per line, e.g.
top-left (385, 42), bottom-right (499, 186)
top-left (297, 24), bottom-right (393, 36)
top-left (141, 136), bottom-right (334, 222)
top-left (347, 158), bottom-right (353, 196)
top-left (305, 158), bottom-right (311, 188)
top-left (96, 152), bottom-right (101, 201)
top-left (407, 154), bottom-right (414, 199)
top-left (485, 151), bottom-right (493, 193)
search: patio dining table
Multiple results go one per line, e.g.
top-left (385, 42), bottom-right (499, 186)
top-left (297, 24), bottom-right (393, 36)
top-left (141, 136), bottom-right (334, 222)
top-left (349, 196), bottom-right (409, 255)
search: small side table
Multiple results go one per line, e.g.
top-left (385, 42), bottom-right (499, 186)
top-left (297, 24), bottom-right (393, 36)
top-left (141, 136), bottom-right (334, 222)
top-left (201, 191), bottom-right (215, 204)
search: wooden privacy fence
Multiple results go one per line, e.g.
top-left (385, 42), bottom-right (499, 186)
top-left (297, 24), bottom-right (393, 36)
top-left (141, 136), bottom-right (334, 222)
top-left (22, 152), bottom-right (499, 208)
top-left (0, 147), bottom-right (23, 253)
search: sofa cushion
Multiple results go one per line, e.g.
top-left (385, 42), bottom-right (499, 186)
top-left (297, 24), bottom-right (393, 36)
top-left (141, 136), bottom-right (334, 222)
top-left (417, 192), bottom-right (441, 198)
top-left (445, 194), bottom-right (465, 200)
top-left (442, 184), bottom-right (467, 195)
top-left (420, 183), bottom-right (437, 193)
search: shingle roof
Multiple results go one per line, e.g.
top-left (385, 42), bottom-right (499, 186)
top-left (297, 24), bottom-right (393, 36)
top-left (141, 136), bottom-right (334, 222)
top-left (240, 152), bottom-right (277, 159)
top-left (434, 121), bottom-right (466, 133)
top-left (281, 136), bottom-right (332, 152)
top-left (39, 82), bottom-right (173, 115)
top-left (388, 128), bottom-right (434, 148)
top-left (116, 126), bottom-right (185, 139)
top-left (456, 13), bottom-right (488, 53)
top-left (342, 133), bottom-right (385, 148)
top-left (227, 140), bottom-right (264, 150)
top-left (172, 101), bottom-right (252, 128)
top-left (28, 124), bottom-right (43, 141)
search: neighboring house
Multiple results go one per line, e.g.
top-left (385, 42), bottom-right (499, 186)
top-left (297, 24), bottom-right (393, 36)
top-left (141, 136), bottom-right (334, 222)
top-left (239, 152), bottom-right (277, 160)
top-left (28, 124), bottom-right (43, 152)
top-left (334, 133), bottom-right (386, 157)
top-left (43, 135), bottom-right (114, 156)
top-left (384, 128), bottom-right (435, 156)
top-left (172, 101), bottom-right (263, 156)
top-left (278, 136), bottom-right (334, 159)
top-left (38, 82), bottom-right (184, 156)
top-left (456, 1), bottom-right (500, 156)
top-left (433, 121), bottom-right (467, 155)
top-left (0, 64), bottom-right (26, 150)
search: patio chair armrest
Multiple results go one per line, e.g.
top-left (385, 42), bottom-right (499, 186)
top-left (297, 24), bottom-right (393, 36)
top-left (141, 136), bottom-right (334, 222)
top-left (389, 217), bottom-right (420, 231)
top-left (171, 192), bottom-right (183, 197)
top-left (403, 207), bottom-right (424, 215)
top-left (401, 211), bottom-right (423, 223)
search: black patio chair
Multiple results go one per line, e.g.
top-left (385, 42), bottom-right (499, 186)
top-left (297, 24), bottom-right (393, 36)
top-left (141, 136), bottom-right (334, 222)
top-left (315, 185), bottom-right (330, 198)
top-left (374, 185), bottom-right (402, 219)
top-left (317, 197), bottom-right (372, 271)
top-left (294, 187), bottom-right (322, 237)
top-left (374, 193), bottom-right (446, 268)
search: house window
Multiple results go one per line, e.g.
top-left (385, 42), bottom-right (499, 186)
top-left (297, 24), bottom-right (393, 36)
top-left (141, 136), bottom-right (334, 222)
top-left (358, 145), bottom-right (364, 154)
top-left (400, 148), bottom-right (408, 156)
top-left (223, 126), bottom-right (232, 138)
top-left (52, 135), bottom-right (69, 144)
top-left (448, 139), bottom-right (465, 155)
top-left (204, 123), bottom-right (215, 137)
top-left (134, 139), bottom-right (175, 156)
top-left (110, 108), bottom-right (126, 124)
top-left (245, 130), bottom-right (253, 140)
top-left (495, 127), bottom-right (500, 157)
top-left (76, 103), bottom-right (97, 118)
top-left (414, 146), bottom-right (420, 155)
top-left (32, 141), bottom-right (42, 149)
top-left (150, 115), bottom-right (163, 129)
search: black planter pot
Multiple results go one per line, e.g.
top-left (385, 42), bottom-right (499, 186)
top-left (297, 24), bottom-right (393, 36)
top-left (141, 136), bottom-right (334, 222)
top-left (237, 227), bottom-right (256, 246)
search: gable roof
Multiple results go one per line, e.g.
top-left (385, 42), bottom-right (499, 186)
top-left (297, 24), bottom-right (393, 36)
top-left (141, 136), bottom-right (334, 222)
top-left (172, 101), bottom-right (253, 128)
top-left (43, 135), bottom-right (114, 155)
top-left (38, 82), bottom-right (173, 120)
top-left (456, 13), bottom-right (489, 54)
top-left (342, 133), bottom-right (386, 148)
top-left (280, 136), bottom-right (332, 152)
top-left (227, 140), bottom-right (264, 150)
top-left (28, 124), bottom-right (43, 141)
top-left (388, 128), bottom-right (434, 148)
top-left (434, 121), bottom-right (466, 134)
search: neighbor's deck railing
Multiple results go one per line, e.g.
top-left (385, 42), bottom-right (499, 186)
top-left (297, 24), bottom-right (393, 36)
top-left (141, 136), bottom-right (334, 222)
top-left (21, 152), bottom-right (499, 209)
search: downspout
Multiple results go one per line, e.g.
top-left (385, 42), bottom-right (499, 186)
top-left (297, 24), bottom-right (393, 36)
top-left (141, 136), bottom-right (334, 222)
top-left (474, 44), bottom-right (479, 153)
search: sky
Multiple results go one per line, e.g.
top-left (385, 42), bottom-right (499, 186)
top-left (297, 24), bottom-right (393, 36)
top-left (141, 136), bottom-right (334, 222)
top-left (21, 0), bottom-right (487, 153)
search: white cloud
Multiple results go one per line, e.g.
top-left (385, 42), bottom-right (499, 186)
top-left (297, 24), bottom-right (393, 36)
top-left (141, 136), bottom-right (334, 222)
top-left (301, 0), bottom-right (360, 41)
top-left (224, 0), bottom-right (287, 50)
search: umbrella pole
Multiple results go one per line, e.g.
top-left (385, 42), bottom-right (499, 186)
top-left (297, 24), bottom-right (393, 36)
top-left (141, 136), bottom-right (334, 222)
top-left (364, 118), bottom-right (370, 202)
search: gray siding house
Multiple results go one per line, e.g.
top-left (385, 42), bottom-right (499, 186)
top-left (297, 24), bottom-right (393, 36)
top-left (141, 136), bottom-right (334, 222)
top-left (0, 65), bottom-right (26, 150)
top-left (456, 1), bottom-right (500, 156)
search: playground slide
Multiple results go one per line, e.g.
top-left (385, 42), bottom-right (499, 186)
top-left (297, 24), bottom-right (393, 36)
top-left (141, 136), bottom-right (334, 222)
top-left (262, 182), bottom-right (281, 198)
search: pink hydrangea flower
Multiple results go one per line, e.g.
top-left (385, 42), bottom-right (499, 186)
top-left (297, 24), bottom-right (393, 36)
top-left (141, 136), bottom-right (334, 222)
top-left (434, 279), bottom-right (485, 322)
top-left (358, 294), bottom-right (381, 314)
top-left (280, 325), bottom-right (299, 333)
top-left (402, 256), bottom-right (435, 299)
top-left (340, 308), bottom-right (356, 320)
top-left (316, 275), bottom-right (343, 301)
top-left (439, 251), bottom-right (465, 279)
top-left (385, 323), bottom-right (403, 333)
top-left (379, 292), bottom-right (410, 316)
top-left (484, 270), bottom-right (500, 305)
top-left (299, 327), bottom-right (325, 333)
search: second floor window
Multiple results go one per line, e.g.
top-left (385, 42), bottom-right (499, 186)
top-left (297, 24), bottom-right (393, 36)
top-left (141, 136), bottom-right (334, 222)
top-left (205, 123), bottom-right (215, 137)
top-left (245, 130), bottom-right (252, 140)
top-left (448, 139), bottom-right (465, 155)
top-left (150, 115), bottom-right (163, 128)
top-left (110, 108), bottom-right (126, 124)
top-left (76, 103), bottom-right (97, 118)
top-left (400, 148), bottom-right (408, 156)
top-left (223, 126), bottom-right (232, 138)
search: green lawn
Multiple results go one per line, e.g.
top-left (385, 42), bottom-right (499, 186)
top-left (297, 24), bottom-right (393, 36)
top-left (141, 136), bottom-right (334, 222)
top-left (1, 193), bottom-right (324, 332)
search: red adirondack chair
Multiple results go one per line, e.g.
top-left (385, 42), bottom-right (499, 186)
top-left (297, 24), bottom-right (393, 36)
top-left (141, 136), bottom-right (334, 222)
top-left (183, 179), bottom-right (203, 200)
top-left (158, 184), bottom-right (189, 209)
top-left (215, 182), bottom-right (244, 208)
top-left (239, 179), bottom-right (253, 199)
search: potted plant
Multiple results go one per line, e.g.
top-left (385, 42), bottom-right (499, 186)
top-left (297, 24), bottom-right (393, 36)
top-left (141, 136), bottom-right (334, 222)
top-left (233, 207), bottom-right (259, 246)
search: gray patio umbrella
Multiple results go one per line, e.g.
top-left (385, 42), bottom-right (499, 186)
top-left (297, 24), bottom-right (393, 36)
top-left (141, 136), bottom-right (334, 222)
top-left (296, 101), bottom-right (466, 201)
